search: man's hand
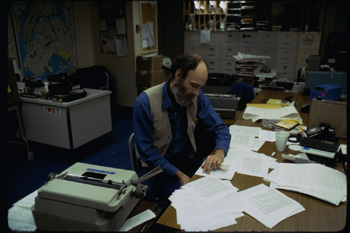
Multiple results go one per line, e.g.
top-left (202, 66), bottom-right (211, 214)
top-left (176, 170), bottom-right (191, 186)
top-left (201, 149), bottom-right (225, 174)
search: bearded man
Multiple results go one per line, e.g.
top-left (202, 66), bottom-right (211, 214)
top-left (132, 53), bottom-right (231, 206)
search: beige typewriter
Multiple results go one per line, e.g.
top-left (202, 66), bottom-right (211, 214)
top-left (32, 162), bottom-right (162, 231)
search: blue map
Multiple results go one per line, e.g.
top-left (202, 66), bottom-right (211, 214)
top-left (12, 1), bottom-right (77, 80)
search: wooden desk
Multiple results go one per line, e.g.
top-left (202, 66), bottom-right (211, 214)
top-left (156, 90), bottom-right (347, 231)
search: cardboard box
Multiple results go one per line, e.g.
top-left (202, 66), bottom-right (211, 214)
top-left (136, 55), bottom-right (162, 72)
top-left (136, 70), bottom-right (164, 87)
top-left (308, 99), bottom-right (346, 139)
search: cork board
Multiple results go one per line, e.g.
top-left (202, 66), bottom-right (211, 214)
top-left (308, 99), bottom-right (347, 139)
top-left (141, 2), bottom-right (157, 54)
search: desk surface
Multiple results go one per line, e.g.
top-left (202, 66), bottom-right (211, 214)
top-left (20, 88), bottom-right (111, 107)
top-left (156, 90), bottom-right (347, 232)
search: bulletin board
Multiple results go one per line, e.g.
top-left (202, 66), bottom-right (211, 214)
top-left (140, 2), bottom-right (157, 54)
top-left (98, 1), bottom-right (128, 56)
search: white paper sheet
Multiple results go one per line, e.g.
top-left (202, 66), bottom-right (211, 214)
top-left (263, 163), bottom-right (347, 205)
top-left (224, 149), bottom-right (276, 178)
top-left (200, 30), bottom-right (210, 44)
top-left (118, 209), bottom-right (156, 231)
top-left (238, 184), bottom-right (305, 228)
top-left (8, 190), bottom-right (38, 231)
top-left (229, 125), bottom-right (265, 151)
top-left (181, 177), bottom-right (238, 203)
top-left (8, 206), bottom-right (37, 232)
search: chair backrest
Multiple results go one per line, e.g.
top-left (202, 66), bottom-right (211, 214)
top-left (230, 83), bottom-right (255, 110)
top-left (128, 132), bottom-right (148, 171)
top-left (128, 133), bottom-right (138, 171)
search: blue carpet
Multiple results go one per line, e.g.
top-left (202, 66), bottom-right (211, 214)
top-left (7, 105), bottom-right (134, 210)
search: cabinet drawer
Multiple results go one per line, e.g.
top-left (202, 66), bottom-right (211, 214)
top-left (276, 63), bottom-right (296, 80)
top-left (199, 46), bottom-right (221, 60)
top-left (221, 46), bottom-right (239, 60)
top-left (207, 31), bottom-right (222, 46)
top-left (276, 32), bottom-right (298, 48)
top-left (276, 49), bottom-right (297, 64)
top-left (298, 32), bottom-right (321, 49)
top-left (221, 60), bottom-right (236, 74)
top-left (238, 47), bottom-right (257, 54)
top-left (184, 31), bottom-right (199, 45)
top-left (239, 31), bottom-right (257, 47)
top-left (184, 44), bottom-right (199, 54)
top-left (206, 59), bottom-right (221, 73)
top-left (257, 31), bottom-right (277, 48)
top-left (221, 32), bottom-right (239, 46)
top-left (256, 47), bottom-right (276, 64)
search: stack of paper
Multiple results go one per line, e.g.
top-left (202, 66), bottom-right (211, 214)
top-left (169, 177), bottom-right (244, 231)
top-left (237, 184), bottom-right (305, 228)
top-left (233, 52), bottom-right (270, 64)
top-left (242, 105), bottom-right (301, 123)
top-left (263, 163), bottom-right (347, 205)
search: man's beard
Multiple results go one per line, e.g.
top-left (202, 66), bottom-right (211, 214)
top-left (172, 82), bottom-right (196, 106)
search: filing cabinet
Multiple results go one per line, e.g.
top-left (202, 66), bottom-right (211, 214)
top-left (276, 32), bottom-right (298, 48)
top-left (239, 31), bottom-right (257, 48)
top-left (184, 31), bottom-right (321, 81)
top-left (257, 31), bottom-right (277, 48)
top-left (296, 32), bottom-right (322, 76)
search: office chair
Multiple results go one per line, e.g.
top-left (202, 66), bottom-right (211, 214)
top-left (128, 132), bottom-right (148, 171)
top-left (230, 83), bottom-right (255, 111)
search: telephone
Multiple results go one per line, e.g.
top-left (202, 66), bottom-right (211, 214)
top-left (288, 123), bottom-right (336, 143)
top-left (305, 123), bottom-right (336, 141)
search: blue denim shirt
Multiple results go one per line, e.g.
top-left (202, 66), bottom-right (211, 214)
top-left (133, 81), bottom-right (231, 176)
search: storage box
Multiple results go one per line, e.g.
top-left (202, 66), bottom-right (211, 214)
top-left (136, 70), bottom-right (164, 87)
top-left (136, 55), bottom-right (162, 72)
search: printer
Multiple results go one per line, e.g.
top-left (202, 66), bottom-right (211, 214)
top-left (32, 163), bottom-right (160, 231)
top-left (206, 93), bottom-right (239, 119)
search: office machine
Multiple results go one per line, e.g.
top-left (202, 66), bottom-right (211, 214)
top-left (206, 93), bottom-right (238, 118)
top-left (47, 73), bottom-right (87, 102)
top-left (309, 84), bottom-right (342, 100)
top-left (32, 163), bottom-right (162, 231)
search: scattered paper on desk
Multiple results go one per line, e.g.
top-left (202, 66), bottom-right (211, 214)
top-left (195, 144), bottom-right (241, 180)
top-left (8, 206), bottom-right (37, 232)
top-left (181, 177), bottom-right (238, 203)
top-left (238, 184), bottom-right (305, 228)
top-left (243, 106), bottom-right (301, 123)
top-left (13, 190), bottom-right (38, 208)
top-left (263, 163), bottom-right (347, 206)
top-left (229, 125), bottom-right (261, 137)
top-left (226, 149), bottom-right (275, 177)
top-left (229, 125), bottom-right (265, 151)
top-left (259, 130), bottom-right (276, 142)
top-left (169, 177), bottom-right (244, 231)
top-left (340, 144), bottom-right (347, 154)
top-left (118, 209), bottom-right (156, 232)
top-left (8, 190), bottom-right (38, 231)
